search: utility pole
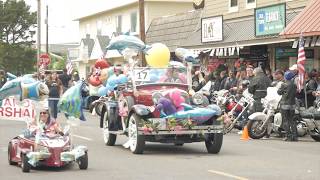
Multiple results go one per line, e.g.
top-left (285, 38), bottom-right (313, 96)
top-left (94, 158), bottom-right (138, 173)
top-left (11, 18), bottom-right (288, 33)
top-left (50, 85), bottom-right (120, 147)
top-left (46, 5), bottom-right (48, 54)
top-left (37, 0), bottom-right (41, 76)
top-left (139, 0), bottom-right (146, 66)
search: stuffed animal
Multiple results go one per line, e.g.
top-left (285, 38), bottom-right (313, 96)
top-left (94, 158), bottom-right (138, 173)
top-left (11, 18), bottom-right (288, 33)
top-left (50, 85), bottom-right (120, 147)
top-left (156, 97), bottom-right (177, 116)
top-left (168, 90), bottom-right (185, 111)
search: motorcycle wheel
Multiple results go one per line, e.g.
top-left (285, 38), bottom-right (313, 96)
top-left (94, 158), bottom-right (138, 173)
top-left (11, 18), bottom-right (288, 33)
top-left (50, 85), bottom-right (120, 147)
top-left (247, 120), bottom-right (267, 139)
top-left (310, 135), bottom-right (320, 142)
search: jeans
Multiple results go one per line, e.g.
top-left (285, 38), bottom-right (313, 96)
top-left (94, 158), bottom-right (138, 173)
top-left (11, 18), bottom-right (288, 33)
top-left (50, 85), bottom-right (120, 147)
top-left (48, 99), bottom-right (59, 119)
top-left (281, 109), bottom-right (297, 139)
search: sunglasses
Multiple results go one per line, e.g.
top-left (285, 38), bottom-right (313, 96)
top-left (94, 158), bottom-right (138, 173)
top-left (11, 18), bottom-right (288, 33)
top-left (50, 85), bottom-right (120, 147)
top-left (40, 112), bottom-right (48, 115)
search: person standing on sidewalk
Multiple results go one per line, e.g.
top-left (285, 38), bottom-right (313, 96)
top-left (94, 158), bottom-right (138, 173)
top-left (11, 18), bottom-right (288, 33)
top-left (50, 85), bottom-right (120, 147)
top-left (277, 71), bottom-right (298, 141)
top-left (59, 69), bottom-right (71, 92)
top-left (46, 72), bottom-right (63, 120)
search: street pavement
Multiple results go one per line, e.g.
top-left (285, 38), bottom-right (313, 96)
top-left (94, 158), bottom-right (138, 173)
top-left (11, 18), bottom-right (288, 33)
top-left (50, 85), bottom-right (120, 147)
top-left (0, 111), bottom-right (319, 180)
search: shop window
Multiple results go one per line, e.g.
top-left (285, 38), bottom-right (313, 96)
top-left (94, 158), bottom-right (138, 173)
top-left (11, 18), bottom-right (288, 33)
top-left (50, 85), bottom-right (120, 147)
top-left (229, 0), bottom-right (238, 12)
top-left (130, 12), bottom-right (137, 33)
top-left (246, 0), bottom-right (256, 9)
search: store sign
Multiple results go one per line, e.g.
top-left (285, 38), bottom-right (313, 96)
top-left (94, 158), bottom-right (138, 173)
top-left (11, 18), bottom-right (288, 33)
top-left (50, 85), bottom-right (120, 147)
top-left (276, 47), bottom-right (314, 59)
top-left (255, 3), bottom-right (286, 36)
top-left (201, 16), bottom-right (223, 43)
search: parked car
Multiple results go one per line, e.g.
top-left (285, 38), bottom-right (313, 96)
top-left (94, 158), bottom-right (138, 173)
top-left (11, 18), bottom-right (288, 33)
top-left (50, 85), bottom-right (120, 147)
top-left (99, 63), bottom-right (224, 154)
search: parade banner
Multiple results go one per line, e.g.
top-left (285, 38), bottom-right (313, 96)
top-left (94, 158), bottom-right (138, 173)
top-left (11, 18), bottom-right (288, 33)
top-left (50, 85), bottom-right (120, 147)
top-left (0, 97), bottom-right (35, 122)
top-left (255, 3), bottom-right (286, 36)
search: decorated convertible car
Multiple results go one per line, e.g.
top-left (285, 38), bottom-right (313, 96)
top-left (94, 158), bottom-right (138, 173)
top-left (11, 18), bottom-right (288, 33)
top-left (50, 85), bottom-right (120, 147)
top-left (100, 63), bottom-right (224, 154)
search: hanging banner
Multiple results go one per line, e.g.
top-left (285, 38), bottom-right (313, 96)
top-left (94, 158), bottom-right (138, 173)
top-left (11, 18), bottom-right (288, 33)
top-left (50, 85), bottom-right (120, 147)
top-left (201, 16), bottom-right (223, 43)
top-left (0, 97), bottom-right (35, 122)
top-left (255, 3), bottom-right (286, 36)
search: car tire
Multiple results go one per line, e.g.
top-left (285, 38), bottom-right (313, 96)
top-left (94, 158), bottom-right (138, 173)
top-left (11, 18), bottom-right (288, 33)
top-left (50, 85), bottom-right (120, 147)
top-left (103, 110), bottom-right (117, 146)
top-left (21, 154), bottom-right (31, 173)
top-left (205, 133), bottom-right (223, 154)
top-left (128, 114), bottom-right (145, 154)
top-left (78, 152), bottom-right (88, 170)
top-left (8, 142), bottom-right (16, 165)
top-left (311, 135), bottom-right (320, 142)
top-left (247, 120), bottom-right (267, 139)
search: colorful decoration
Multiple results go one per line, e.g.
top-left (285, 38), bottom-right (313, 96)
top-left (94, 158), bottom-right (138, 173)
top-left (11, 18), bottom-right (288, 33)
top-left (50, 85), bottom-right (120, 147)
top-left (156, 97), bottom-right (177, 116)
top-left (0, 77), bottom-right (49, 102)
top-left (95, 58), bottom-right (110, 69)
top-left (167, 90), bottom-right (185, 111)
top-left (106, 35), bottom-right (149, 54)
top-left (175, 48), bottom-right (199, 63)
top-left (99, 67), bottom-right (114, 84)
top-left (58, 81), bottom-right (86, 121)
top-left (145, 43), bottom-right (170, 68)
top-left (89, 75), bottom-right (102, 87)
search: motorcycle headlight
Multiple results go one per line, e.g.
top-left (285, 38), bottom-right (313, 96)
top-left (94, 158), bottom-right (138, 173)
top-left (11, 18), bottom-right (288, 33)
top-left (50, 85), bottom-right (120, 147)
top-left (192, 93), bottom-right (204, 105)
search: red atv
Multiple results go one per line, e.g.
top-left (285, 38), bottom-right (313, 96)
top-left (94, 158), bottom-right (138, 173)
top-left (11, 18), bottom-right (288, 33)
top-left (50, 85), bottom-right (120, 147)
top-left (8, 127), bottom-right (88, 172)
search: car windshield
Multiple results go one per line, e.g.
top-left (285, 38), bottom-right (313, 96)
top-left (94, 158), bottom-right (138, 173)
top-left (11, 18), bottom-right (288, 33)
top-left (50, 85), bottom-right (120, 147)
top-left (133, 66), bottom-right (188, 86)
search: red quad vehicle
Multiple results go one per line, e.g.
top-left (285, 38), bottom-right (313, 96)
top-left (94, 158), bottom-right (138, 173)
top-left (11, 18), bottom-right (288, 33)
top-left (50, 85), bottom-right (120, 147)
top-left (8, 126), bottom-right (88, 172)
top-left (100, 63), bottom-right (224, 154)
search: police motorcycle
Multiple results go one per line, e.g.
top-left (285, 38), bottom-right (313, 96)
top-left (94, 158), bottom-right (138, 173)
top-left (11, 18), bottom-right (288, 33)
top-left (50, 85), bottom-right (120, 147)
top-left (247, 87), bottom-right (282, 139)
top-left (247, 87), bottom-right (320, 141)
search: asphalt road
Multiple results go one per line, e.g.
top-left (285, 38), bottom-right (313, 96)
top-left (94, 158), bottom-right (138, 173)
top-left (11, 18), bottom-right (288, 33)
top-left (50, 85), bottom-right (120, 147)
top-left (0, 112), bottom-right (319, 180)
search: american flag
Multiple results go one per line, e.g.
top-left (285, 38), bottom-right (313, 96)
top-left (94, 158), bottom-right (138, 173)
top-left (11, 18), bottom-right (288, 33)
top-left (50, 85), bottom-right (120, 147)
top-left (297, 34), bottom-right (306, 92)
top-left (66, 58), bottom-right (73, 75)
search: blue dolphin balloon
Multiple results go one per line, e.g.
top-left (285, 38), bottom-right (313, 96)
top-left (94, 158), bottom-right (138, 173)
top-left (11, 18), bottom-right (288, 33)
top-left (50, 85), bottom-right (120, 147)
top-left (175, 48), bottom-right (200, 64)
top-left (106, 35), bottom-right (150, 54)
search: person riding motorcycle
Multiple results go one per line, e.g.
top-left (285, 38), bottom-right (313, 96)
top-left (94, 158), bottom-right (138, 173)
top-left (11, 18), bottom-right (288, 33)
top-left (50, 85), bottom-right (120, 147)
top-left (277, 71), bottom-right (298, 141)
top-left (248, 67), bottom-right (272, 113)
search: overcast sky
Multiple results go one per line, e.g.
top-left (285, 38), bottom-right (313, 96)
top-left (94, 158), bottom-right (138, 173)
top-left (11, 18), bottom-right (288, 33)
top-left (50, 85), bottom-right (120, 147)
top-left (24, 0), bottom-right (136, 44)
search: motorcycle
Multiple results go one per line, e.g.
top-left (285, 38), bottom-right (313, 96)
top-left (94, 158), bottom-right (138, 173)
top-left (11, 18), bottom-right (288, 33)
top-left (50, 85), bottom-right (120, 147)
top-left (248, 87), bottom-right (320, 141)
top-left (247, 87), bottom-right (282, 139)
top-left (223, 89), bottom-right (254, 134)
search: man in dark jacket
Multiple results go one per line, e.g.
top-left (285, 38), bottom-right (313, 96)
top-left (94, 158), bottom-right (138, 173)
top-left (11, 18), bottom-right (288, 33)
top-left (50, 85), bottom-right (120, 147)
top-left (278, 71), bottom-right (298, 141)
top-left (248, 67), bottom-right (272, 113)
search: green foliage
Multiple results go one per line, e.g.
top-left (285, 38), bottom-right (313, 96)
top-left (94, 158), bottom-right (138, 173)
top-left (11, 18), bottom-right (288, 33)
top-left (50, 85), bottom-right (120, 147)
top-left (0, 0), bottom-right (36, 44)
top-left (0, 43), bottom-right (36, 74)
top-left (0, 0), bottom-right (37, 74)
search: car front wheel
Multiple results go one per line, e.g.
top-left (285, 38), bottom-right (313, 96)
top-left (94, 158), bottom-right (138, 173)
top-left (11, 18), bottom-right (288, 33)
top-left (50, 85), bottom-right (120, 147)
top-left (103, 110), bottom-right (117, 146)
top-left (21, 154), bottom-right (31, 173)
top-left (78, 152), bottom-right (88, 170)
top-left (128, 114), bottom-right (145, 154)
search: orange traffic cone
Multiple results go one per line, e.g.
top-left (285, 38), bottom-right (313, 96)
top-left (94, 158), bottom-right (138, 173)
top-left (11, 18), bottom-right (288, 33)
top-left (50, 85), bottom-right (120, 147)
top-left (240, 126), bottom-right (250, 140)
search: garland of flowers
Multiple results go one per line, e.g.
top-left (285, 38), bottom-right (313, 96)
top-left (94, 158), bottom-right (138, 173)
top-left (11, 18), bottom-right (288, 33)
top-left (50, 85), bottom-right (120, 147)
top-left (142, 118), bottom-right (196, 133)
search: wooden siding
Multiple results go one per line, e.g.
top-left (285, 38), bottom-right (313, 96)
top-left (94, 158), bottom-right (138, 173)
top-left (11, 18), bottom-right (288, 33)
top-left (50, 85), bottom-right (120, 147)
top-left (204, 0), bottom-right (310, 19)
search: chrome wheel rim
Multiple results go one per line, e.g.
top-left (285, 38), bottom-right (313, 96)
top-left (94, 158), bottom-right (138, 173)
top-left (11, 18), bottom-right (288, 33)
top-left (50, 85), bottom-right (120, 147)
top-left (103, 112), bottom-right (109, 143)
top-left (128, 116), bottom-right (137, 151)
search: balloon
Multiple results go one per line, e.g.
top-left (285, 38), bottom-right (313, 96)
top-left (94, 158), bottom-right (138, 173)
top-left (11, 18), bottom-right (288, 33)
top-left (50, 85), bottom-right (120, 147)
top-left (98, 86), bottom-right (109, 96)
top-left (117, 74), bottom-right (128, 84)
top-left (95, 58), bottom-right (110, 69)
top-left (0, 77), bottom-right (48, 102)
top-left (145, 43), bottom-right (170, 68)
top-left (107, 75), bottom-right (118, 87)
top-left (166, 108), bottom-right (219, 124)
top-left (58, 81), bottom-right (86, 121)
top-left (99, 67), bottom-right (115, 84)
top-left (106, 35), bottom-right (147, 54)
top-left (89, 84), bottom-right (100, 96)
top-left (175, 48), bottom-right (199, 63)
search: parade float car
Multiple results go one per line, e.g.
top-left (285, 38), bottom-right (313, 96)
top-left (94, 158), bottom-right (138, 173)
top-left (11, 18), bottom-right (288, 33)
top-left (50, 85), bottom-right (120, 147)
top-left (100, 63), bottom-right (224, 154)
top-left (8, 126), bottom-right (88, 172)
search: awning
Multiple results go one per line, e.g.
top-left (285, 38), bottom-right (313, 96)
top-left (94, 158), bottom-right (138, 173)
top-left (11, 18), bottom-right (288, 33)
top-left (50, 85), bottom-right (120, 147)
top-left (280, 0), bottom-right (320, 38)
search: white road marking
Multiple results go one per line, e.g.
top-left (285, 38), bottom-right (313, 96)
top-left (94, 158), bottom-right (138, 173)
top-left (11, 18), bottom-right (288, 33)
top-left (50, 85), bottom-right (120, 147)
top-left (73, 134), bottom-right (93, 141)
top-left (208, 170), bottom-right (249, 180)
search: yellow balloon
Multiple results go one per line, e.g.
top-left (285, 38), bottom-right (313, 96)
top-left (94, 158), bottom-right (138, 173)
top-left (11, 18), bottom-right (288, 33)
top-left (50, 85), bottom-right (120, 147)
top-left (145, 43), bottom-right (170, 68)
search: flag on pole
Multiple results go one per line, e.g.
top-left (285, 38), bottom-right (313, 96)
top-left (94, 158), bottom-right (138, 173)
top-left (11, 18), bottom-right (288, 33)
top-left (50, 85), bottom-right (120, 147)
top-left (297, 34), bottom-right (306, 92)
top-left (66, 58), bottom-right (73, 75)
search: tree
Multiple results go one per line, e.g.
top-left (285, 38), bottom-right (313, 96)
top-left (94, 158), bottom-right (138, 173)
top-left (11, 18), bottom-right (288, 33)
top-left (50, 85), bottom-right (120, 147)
top-left (0, 0), bottom-right (36, 45)
top-left (0, 0), bottom-right (37, 74)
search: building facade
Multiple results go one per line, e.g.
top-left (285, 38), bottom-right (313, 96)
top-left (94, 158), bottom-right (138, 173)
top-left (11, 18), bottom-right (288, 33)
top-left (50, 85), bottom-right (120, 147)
top-left (72, 0), bottom-right (194, 79)
top-left (147, 0), bottom-right (320, 73)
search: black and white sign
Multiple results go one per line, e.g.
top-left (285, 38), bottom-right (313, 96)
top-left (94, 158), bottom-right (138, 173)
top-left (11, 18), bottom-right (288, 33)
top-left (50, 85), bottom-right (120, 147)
top-left (201, 16), bottom-right (223, 43)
